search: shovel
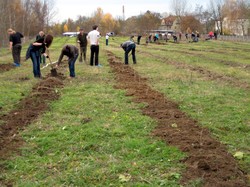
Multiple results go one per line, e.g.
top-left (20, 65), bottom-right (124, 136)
top-left (41, 60), bottom-right (57, 69)
top-left (45, 48), bottom-right (57, 77)
top-left (46, 55), bottom-right (57, 77)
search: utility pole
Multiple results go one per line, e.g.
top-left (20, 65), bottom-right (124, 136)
top-left (122, 5), bottom-right (125, 21)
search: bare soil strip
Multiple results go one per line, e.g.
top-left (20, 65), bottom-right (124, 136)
top-left (0, 70), bottom-right (65, 160)
top-left (0, 64), bottom-right (15, 73)
top-left (107, 51), bottom-right (248, 186)
top-left (137, 50), bottom-right (250, 90)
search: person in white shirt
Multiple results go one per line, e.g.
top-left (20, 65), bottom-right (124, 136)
top-left (105, 34), bottom-right (109, 46)
top-left (87, 25), bottom-right (100, 66)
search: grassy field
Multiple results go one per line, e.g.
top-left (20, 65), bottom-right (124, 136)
top-left (0, 36), bottom-right (249, 186)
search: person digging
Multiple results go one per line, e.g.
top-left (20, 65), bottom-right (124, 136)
top-left (55, 44), bottom-right (79, 78)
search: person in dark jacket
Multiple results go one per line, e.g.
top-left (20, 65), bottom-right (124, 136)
top-left (29, 34), bottom-right (53, 78)
top-left (77, 28), bottom-right (88, 62)
top-left (7, 28), bottom-right (24, 67)
top-left (137, 35), bottom-right (142, 45)
top-left (120, 40), bottom-right (136, 65)
top-left (173, 35), bottom-right (178, 43)
top-left (56, 45), bottom-right (79, 78)
top-left (36, 31), bottom-right (46, 64)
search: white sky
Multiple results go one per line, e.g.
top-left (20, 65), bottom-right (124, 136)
top-left (54, 0), bottom-right (208, 22)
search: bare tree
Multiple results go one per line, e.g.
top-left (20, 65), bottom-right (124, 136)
top-left (91, 7), bottom-right (104, 29)
top-left (223, 0), bottom-right (250, 35)
top-left (209, 0), bottom-right (225, 34)
top-left (21, 0), bottom-right (33, 37)
top-left (171, 0), bottom-right (188, 17)
top-left (171, 0), bottom-right (188, 31)
top-left (43, 0), bottom-right (56, 33)
top-left (237, 0), bottom-right (250, 35)
top-left (194, 4), bottom-right (214, 33)
top-left (0, 0), bottom-right (25, 46)
top-left (0, 0), bottom-right (57, 47)
top-left (0, 0), bottom-right (9, 46)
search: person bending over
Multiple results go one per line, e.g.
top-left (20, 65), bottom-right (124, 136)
top-left (120, 40), bottom-right (136, 65)
top-left (56, 45), bottom-right (79, 78)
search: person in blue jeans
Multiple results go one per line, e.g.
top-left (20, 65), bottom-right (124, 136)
top-left (56, 45), bottom-right (79, 78)
top-left (120, 40), bottom-right (136, 65)
top-left (27, 35), bottom-right (53, 78)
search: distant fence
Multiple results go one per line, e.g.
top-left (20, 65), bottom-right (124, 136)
top-left (217, 35), bottom-right (250, 42)
top-left (157, 34), bottom-right (250, 43)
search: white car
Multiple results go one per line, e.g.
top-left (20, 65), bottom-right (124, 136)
top-left (106, 32), bottom-right (115, 36)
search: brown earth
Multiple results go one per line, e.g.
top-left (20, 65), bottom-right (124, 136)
top-left (0, 66), bottom-right (65, 186)
top-left (0, 69), bottom-right (65, 160)
top-left (0, 54), bottom-right (249, 187)
top-left (109, 44), bottom-right (250, 89)
top-left (107, 51), bottom-right (249, 187)
top-left (0, 64), bottom-right (15, 73)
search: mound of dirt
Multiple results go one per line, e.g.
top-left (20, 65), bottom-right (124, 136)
top-left (0, 76), bottom-right (64, 159)
top-left (0, 64), bottom-right (15, 73)
top-left (107, 51), bottom-right (248, 187)
top-left (0, 61), bottom-right (68, 186)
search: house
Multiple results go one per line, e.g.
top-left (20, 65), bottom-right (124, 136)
top-left (159, 15), bottom-right (181, 32)
top-left (216, 17), bottom-right (250, 36)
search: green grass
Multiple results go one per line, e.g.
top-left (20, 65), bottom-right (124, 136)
top-left (0, 36), bottom-right (249, 186)
top-left (111, 38), bottom-right (250, 173)
top-left (0, 37), bottom-right (184, 186)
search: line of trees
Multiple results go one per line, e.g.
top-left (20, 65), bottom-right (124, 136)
top-left (0, 0), bottom-right (161, 47)
top-left (0, 0), bottom-right (55, 47)
top-left (52, 8), bottom-right (161, 37)
top-left (1, 0), bottom-right (250, 47)
top-left (171, 0), bottom-right (250, 35)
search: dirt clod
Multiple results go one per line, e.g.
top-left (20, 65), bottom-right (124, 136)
top-left (50, 68), bottom-right (58, 77)
top-left (0, 64), bottom-right (15, 73)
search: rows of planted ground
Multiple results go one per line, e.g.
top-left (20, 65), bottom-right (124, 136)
top-left (109, 38), bottom-right (250, 181)
top-left (0, 37), bottom-right (249, 186)
top-left (107, 50), bottom-right (248, 186)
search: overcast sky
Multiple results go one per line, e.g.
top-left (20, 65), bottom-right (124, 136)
top-left (54, 0), bottom-right (209, 22)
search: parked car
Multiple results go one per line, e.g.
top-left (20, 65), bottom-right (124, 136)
top-left (106, 32), bottom-right (115, 36)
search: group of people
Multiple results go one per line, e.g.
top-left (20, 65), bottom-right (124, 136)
top-left (7, 25), bottom-right (137, 78)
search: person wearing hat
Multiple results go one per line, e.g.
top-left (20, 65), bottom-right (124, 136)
top-left (28, 35), bottom-right (53, 78)
top-left (77, 28), bottom-right (88, 63)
